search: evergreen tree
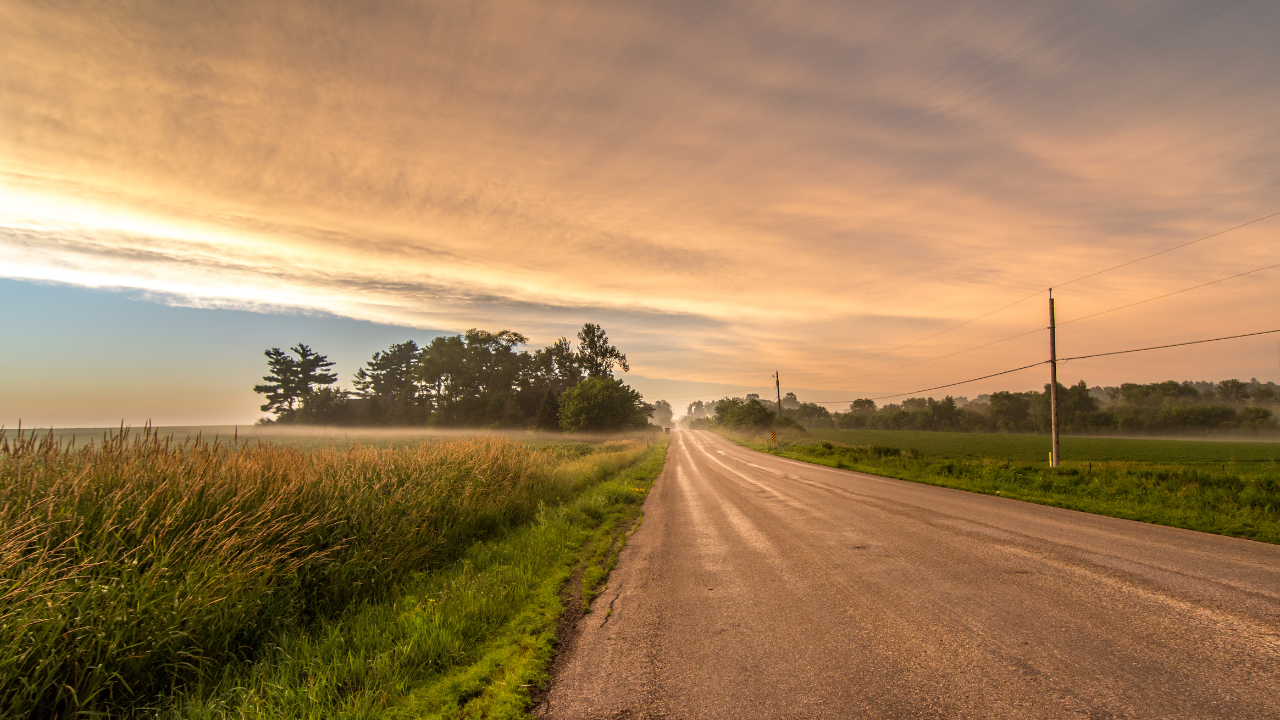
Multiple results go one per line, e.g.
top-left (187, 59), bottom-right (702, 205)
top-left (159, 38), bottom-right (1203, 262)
top-left (535, 390), bottom-right (562, 431)
top-left (252, 344), bottom-right (337, 421)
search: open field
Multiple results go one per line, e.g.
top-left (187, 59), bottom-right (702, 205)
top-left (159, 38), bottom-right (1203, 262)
top-left (0, 426), bottom-right (665, 719)
top-left (810, 428), bottom-right (1280, 465)
top-left (726, 428), bottom-right (1280, 544)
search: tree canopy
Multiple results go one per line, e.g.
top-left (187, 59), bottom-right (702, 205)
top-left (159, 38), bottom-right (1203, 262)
top-left (252, 323), bottom-right (657, 430)
top-left (252, 344), bottom-right (337, 421)
top-left (557, 377), bottom-right (652, 432)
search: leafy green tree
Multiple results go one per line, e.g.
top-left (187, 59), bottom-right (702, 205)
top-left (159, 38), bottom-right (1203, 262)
top-left (789, 402), bottom-right (834, 429)
top-left (531, 337), bottom-right (582, 391)
top-left (1217, 379), bottom-right (1250, 403)
top-left (651, 399), bottom-right (674, 427)
top-left (848, 399), bottom-right (877, 415)
top-left (558, 377), bottom-right (650, 431)
top-left (685, 400), bottom-right (709, 419)
top-left (988, 391), bottom-right (1032, 431)
top-left (713, 397), bottom-right (779, 429)
top-left (296, 387), bottom-right (352, 425)
top-left (416, 329), bottom-right (531, 426)
top-left (253, 344), bottom-right (337, 421)
top-left (576, 323), bottom-right (629, 379)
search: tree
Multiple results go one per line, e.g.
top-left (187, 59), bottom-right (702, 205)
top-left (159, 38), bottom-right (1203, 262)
top-left (353, 340), bottom-right (421, 398)
top-left (254, 348), bottom-right (301, 419)
top-left (576, 323), bottom-right (628, 379)
top-left (988, 391), bottom-right (1032, 431)
top-left (416, 329), bottom-right (531, 426)
top-left (532, 337), bottom-right (582, 390)
top-left (353, 340), bottom-right (429, 425)
top-left (1217, 379), bottom-right (1250, 403)
top-left (558, 377), bottom-right (650, 431)
top-left (296, 387), bottom-right (352, 425)
top-left (713, 397), bottom-right (778, 429)
top-left (789, 402), bottom-right (834, 429)
top-left (848, 399), bottom-right (877, 415)
top-left (651, 399), bottom-right (673, 427)
top-left (253, 344), bottom-right (338, 421)
top-left (535, 390), bottom-right (562, 431)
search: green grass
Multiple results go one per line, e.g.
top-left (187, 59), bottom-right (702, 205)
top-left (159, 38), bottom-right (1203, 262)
top-left (172, 442), bottom-right (666, 719)
top-left (0, 426), bottom-right (664, 719)
top-left (728, 428), bottom-right (1280, 545)
top-left (810, 428), bottom-right (1280, 465)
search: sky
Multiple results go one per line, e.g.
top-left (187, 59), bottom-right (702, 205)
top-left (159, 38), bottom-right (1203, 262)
top-left (3, 0), bottom-right (1279, 426)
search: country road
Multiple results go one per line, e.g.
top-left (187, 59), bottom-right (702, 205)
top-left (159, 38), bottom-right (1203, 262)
top-left (540, 430), bottom-right (1280, 719)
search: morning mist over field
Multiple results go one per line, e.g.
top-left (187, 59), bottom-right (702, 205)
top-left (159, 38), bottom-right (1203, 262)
top-left (3, 0), bottom-right (1279, 426)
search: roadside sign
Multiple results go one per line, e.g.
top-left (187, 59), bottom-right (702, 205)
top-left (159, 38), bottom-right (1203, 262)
top-left (771, 431), bottom-right (777, 444)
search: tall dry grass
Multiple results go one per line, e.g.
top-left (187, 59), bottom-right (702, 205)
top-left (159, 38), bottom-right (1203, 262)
top-left (0, 428), bottom-right (620, 718)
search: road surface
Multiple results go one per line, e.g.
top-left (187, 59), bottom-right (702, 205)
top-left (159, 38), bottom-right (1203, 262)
top-left (541, 430), bottom-right (1280, 719)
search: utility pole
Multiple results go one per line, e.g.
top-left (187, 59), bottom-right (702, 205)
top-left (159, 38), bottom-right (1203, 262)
top-left (1049, 289), bottom-right (1060, 468)
top-left (775, 371), bottom-right (783, 419)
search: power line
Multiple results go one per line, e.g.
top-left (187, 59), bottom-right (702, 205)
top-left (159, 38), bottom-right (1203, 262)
top-left (792, 208), bottom-right (1279, 380)
top-left (1060, 260), bottom-right (1280, 327)
top-left (808, 327), bottom-right (1044, 387)
top-left (805, 327), bottom-right (1280, 406)
top-left (1060, 328), bottom-right (1280, 363)
top-left (792, 288), bottom-right (1046, 378)
top-left (865, 361), bottom-right (1048, 402)
top-left (800, 360), bottom-right (1048, 405)
top-left (808, 257), bottom-right (1279, 390)
top-left (1054, 209), bottom-right (1280, 290)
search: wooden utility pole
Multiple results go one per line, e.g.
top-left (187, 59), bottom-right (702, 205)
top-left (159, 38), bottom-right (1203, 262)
top-left (775, 371), bottom-right (783, 419)
top-left (1049, 289), bottom-right (1060, 467)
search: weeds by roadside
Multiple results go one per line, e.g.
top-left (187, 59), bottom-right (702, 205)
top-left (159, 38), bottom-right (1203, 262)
top-left (173, 441), bottom-right (666, 719)
top-left (0, 427), bottom-right (659, 718)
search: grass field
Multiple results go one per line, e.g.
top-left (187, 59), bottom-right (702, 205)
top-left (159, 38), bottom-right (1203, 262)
top-left (809, 428), bottom-right (1280, 465)
top-left (726, 427), bottom-right (1279, 545)
top-left (0, 427), bottom-right (665, 719)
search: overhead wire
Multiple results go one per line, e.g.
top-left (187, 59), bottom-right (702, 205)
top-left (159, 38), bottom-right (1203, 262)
top-left (1052, 210), bottom-right (1280, 290)
top-left (806, 327), bottom-right (1280, 406)
top-left (671, 209), bottom-right (1278, 405)
top-left (1060, 328), bottom-right (1280, 363)
top-left (789, 207), bottom-right (1280, 382)
top-left (810, 257), bottom-right (1280, 390)
top-left (1059, 260), bottom-right (1280, 327)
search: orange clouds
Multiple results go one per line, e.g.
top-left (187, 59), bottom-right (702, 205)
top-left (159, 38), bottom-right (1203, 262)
top-left (2, 0), bottom-right (1279, 398)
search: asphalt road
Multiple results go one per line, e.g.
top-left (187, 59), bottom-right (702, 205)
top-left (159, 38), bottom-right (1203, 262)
top-left (540, 429), bottom-right (1280, 719)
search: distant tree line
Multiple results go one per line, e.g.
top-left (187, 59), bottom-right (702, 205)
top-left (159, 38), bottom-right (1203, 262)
top-left (253, 324), bottom-right (662, 432)
top-left (689, 379), bottom-right (1279, 435)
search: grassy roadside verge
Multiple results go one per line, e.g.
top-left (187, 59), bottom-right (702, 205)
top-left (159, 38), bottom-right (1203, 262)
top-left (720, 428), bottom-right (1279, 544)
top-left (173, 440), bottom-right (667, 719)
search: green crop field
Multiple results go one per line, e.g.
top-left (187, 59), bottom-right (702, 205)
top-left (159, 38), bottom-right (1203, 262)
top-left (809, 428), bottom-right (1280, 465)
